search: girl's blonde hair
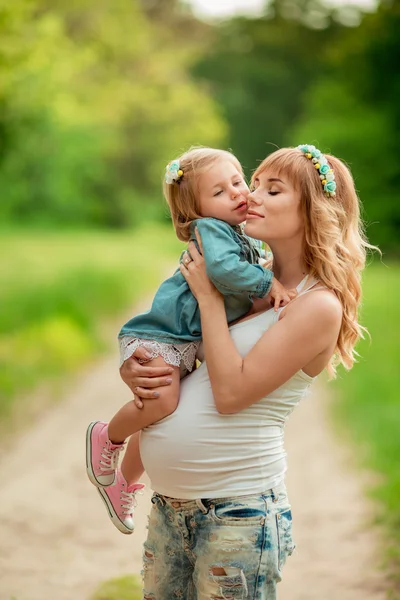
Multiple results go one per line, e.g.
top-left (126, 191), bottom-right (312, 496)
top-left (164, 146), bottom-right (243, 242)
top-left (252, 147), bottom-right (375, 377)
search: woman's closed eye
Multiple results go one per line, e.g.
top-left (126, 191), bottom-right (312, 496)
top-left (268, 189), bottom-right (280, 196)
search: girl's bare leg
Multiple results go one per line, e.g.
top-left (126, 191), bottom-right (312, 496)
top-left (121, 433), bottom-right (144, 485)
top-left (87, 357), bottom-right (180, 534)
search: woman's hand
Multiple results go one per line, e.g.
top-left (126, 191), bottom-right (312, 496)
top-left (120, 347), bottom-right (173, 408)
top-left (180, 228), bottom-right (222, 305)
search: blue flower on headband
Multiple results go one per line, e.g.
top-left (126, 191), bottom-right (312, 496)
top-left (320, 164), bottom-right (330, 175)
top-left (324, 181), bottom-right (337, 193)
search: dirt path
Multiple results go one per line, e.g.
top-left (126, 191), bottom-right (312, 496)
top-left (279, 383), bottom-right (386, 600)
top-left (0, 339), bottom-right (387, 599)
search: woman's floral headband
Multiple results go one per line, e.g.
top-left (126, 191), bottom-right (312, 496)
top-left (165, 159), bottom-right (184, 185)
top-left (297, 144), bottom-right (336, 197)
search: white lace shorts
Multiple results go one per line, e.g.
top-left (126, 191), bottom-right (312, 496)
top-left (119, 336), bottom-right (200, 375)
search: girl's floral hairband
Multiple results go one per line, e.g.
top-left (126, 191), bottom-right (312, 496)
top-left (165, 159), bottom-right (184, 185)
top-left (297, 144), bottom-right (336, 197)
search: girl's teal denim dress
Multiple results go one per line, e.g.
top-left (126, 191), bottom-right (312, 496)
top-left (118, 217), bottom-right (273, 369)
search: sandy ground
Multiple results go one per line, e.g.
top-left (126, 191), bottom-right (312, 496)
top-left (280, 384), bottom-right (386, 600)
top-left (0, 341), bottom-right (387, 599)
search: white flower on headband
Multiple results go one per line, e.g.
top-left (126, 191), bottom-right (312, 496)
top-left (165, 160), bottom-right (184, 184)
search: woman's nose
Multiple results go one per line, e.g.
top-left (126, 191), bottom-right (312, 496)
top-left (247, 191), bottom-right (261, 206)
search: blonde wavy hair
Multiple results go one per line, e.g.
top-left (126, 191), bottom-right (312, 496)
top-left (252, 147), bottom-right (374, 377)
top-left (163, 146), bottom-right (243, 242)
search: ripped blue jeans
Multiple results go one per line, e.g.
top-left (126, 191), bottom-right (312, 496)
top-left (142, 485), bottom-right (295, 599)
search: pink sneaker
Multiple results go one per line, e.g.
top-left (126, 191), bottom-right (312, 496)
top-left (97, 469), bottom-right (145, 534)
top-left (86, 421), bottom-right (124, 487)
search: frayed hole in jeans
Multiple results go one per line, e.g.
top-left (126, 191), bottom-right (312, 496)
top-left (143, 547), bottom-right (155, 574)
top-left (144, 550), bottom-right (154, 560)
top-left (209, 566), bottom-right (248, 599)
top-left (211, 567), bottom-right (228, 577)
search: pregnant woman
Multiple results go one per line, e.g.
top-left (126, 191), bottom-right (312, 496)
top-left (121, 145), bottom-right (370, 599)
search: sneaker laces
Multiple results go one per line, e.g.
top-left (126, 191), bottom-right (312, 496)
top-left (99, 443), bottom-right (123, 472)
top-left (121, 488), bottom-right (144, 516)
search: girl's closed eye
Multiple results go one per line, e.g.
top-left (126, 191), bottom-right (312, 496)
top-left (213, 189), bottom-right (223, 197)
top-left (268, 189), bottom-right (280, 196)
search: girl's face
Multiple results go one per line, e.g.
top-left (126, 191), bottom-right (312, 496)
top-left (197, 160), bottom-right (249, 226)
top-left (244, 170), bottom-right (304, 243)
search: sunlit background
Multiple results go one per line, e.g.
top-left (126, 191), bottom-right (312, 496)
top-left (0, 0), bottom-right (399, 597)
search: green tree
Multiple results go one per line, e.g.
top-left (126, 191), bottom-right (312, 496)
top-left (292, 0), bottom-right (400, 251)
top-left (192, 0), bottom-right (342, 174)
top-left (0, 0), bottom-right (226, 227)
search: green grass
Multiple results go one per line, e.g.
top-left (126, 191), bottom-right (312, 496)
top-left (0, 225), bottom-right (183, 419)
top-left (333, 262), bottom-right (400, 595)
top-left (89, 575), bottom-right (142, 600)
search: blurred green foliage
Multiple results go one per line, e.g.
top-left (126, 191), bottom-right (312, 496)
top-left (0, 226), bottom-right (183, 416)
top-left (193, 0), bottom-right (341, 171)
top-left (1, 0), bottom-right (398, 251)
top-left (292, 1), bottom-right (400, 252)
top-left (193, 0), bottom-right (399, 252)
top-left (0, 0), bottom-right (225, 227)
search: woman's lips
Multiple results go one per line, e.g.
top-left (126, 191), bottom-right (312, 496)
top-left (246, 210), bottom-right (264, 219)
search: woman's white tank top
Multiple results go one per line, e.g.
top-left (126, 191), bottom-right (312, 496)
top-left (140, 276), bottom-right (319, 499)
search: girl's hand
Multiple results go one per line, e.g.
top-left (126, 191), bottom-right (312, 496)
top-left (269, 277), bottom-right (298, 312)
top-left (120, 348), bottom-right (173, 408)
top-left (180, 228), bottom-right (222, 304)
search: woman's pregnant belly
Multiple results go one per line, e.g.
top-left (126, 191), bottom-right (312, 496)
top-left (140, 363), bottom-right (286, 499)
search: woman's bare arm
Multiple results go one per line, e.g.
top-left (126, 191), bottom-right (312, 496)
top-left (181, 235), bottom-right (342, 415)
top-left (197, 290), bottom-right (341, 413)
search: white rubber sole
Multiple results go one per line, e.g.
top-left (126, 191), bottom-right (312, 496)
top-left (97, 487), bottom-right (134, 535)
top-left (85, 421), bottom-right (115, 488)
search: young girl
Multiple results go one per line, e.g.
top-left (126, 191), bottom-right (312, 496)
top-left (86, 147), bottom-right (294, 534)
